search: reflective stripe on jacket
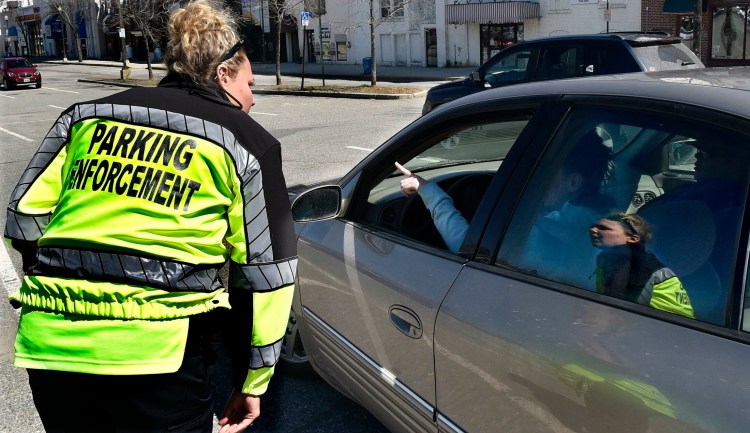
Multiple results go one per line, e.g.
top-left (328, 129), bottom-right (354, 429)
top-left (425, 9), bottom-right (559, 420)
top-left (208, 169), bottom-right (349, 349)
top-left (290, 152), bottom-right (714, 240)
top-left (5, 74), bottom-right (297, 394)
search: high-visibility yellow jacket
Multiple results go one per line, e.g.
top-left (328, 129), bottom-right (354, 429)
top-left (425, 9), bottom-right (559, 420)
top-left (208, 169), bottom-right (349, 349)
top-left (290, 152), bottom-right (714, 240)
top-left (4, 73), bottom-right (297, 395)
top-left (595, 245), bottom-right (694, 319)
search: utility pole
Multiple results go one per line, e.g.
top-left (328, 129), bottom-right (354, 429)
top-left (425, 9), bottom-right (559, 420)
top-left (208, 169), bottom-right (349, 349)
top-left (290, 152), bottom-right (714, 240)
top-left (114, 0), bottom-right (130, 79)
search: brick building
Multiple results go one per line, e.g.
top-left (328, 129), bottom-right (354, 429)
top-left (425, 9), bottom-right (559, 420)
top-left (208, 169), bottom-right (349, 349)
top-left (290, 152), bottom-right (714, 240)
top-left (643, 0), bottom-right (750, 66)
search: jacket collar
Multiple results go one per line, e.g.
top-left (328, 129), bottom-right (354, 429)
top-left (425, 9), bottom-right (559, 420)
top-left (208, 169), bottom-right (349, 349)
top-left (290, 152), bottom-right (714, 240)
top-left (157, 72), bottom-right (239, 110)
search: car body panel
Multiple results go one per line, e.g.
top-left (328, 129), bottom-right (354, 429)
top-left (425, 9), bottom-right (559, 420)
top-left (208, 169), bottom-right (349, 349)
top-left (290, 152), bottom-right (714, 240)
top-left (436, 265), bottom-right (749, 432)
top-left (296, 215), bottom-right (465, 432)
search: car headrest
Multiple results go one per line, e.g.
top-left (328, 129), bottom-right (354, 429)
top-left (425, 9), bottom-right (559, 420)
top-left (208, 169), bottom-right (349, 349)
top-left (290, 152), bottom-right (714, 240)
top-left (636, 199), bottom-right (716, 276)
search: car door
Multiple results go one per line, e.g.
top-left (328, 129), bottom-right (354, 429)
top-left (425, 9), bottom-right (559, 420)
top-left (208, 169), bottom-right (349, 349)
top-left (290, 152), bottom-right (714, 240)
top-left (533, 43), bottom-right (582, 81)
top-left (480, 46), bottom-right (537, 88)
top-left (434, 98), bottom-right (750, 432)
top-left (296, 103), bottom-right (551, 433)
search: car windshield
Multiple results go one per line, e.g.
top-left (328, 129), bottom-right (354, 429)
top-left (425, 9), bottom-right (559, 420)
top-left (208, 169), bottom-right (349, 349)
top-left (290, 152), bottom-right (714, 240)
top-left (7, 59), bottom-right (33, 68)
top-left (633, 43), bottom-right (703, 71)
top-left (401, 120), bottom-right (528, 173)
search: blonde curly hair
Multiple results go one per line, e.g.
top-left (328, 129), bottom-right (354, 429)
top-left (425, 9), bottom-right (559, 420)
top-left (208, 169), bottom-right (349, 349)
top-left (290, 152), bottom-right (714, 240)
top-left (164, 0), bottom-right (243, 83)
top-left (606, 212), bottom-right (653, 246)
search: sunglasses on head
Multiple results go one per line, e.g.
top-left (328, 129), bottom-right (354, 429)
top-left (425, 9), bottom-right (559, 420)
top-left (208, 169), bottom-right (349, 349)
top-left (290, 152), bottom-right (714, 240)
top-left (218, 39), bottom-right (245, 64)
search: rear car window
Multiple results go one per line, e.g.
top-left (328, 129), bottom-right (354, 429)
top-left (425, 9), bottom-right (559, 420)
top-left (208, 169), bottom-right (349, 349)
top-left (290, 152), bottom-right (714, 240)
top-left (633, 43), bottom-right (702, 71)
top-left (496, 104), bottom-right (749, 326)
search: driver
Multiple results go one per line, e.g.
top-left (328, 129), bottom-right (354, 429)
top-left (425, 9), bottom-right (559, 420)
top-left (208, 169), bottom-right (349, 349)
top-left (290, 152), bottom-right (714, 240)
top-left (396, 130), bottom-right (612, 286)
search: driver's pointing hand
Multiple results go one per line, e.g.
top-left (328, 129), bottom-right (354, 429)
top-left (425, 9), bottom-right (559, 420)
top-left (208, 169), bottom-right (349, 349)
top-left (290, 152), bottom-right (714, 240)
top-left (396, 162), bottom-right (427, 196)
top-left (394, 161), bottom-right (467, 254)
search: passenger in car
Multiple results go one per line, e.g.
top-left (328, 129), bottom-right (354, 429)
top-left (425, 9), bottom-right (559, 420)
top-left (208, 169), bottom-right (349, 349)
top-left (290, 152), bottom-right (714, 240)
top-left (643, 141), bottom-right (746, 211)
top-left (589, 212), bottom-right (694, 318)
top-left (397, 130), bottom-right (613, 291)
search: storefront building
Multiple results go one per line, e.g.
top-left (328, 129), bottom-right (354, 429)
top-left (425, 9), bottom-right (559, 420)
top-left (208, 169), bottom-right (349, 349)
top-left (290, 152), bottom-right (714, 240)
top-left (444, 1), bottom-right (539, 66)
top-left (644, 0), bottom-right (750, 66)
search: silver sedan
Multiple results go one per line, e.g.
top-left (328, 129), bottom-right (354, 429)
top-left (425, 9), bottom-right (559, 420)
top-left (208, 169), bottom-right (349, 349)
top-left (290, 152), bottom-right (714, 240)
top-left (285, 67), bottom-right (750, 433)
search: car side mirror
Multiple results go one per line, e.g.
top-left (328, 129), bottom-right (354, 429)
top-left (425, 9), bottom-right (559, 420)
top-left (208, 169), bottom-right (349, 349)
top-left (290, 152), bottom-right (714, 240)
top-left (470, 70), bottom-right (482, 83)
top-left (291, 185), bottom-right (342, 223)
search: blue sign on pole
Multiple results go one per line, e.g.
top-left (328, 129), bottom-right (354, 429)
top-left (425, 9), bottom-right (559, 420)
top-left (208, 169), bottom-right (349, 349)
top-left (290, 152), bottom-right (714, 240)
top-left (301, 11), bottom-right (310, 26)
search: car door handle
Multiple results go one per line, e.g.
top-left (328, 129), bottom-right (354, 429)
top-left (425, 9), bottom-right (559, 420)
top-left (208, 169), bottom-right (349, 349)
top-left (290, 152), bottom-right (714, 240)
top-left (389, 305), bottom-right (423, 339)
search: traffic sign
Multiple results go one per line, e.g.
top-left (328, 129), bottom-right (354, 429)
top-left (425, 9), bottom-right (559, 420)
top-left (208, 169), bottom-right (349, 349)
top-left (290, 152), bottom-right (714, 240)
top-left (301, 11), bottom-right (310, 27)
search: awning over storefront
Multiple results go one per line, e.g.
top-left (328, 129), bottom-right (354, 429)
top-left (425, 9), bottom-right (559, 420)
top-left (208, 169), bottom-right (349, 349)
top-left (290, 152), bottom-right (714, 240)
top-left (446, 1), bottom-right (541, 24)
top-left (663, 0), bottom-right (707, 13)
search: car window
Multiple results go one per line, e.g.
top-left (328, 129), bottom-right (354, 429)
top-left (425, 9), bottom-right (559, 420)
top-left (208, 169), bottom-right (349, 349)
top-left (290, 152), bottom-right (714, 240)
top-left (583, 45), bottom-right (640, 75)
top-left (361, 117), bottom-right (531, 250)
top-left (536, 46), bottom-right (579, 79)
top-left (633, 43), bottom-right (701, 71)
top-left (495, 104), bottom-right (749, 326)
top-left (483, 49), bottom-right (532, 84)
top-left (7, 59), bottom-right (32, 68)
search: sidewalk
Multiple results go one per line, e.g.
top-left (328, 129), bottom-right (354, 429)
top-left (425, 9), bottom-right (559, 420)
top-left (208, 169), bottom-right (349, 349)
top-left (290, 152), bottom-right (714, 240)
top-left (39, 57), bottom-right (473, 82)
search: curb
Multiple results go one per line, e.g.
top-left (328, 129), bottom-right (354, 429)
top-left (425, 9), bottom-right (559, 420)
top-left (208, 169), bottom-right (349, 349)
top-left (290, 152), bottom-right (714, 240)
top-left (78, 78), bottom-right (148, 88)
top-left (42, 58), bottom-right (469, 82)
top-left (78, 78), bottom-right (426, 99)
top-left (252, 88), bottom-right (426, 99)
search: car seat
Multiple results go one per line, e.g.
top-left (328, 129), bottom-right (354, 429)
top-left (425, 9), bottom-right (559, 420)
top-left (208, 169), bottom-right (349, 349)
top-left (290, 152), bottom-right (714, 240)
top-left (636, 199), bottom-right (727, 325)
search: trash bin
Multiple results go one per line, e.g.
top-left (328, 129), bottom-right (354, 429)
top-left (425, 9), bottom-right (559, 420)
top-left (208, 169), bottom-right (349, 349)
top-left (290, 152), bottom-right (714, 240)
top-left (363, 57), bottom-right (372, 75)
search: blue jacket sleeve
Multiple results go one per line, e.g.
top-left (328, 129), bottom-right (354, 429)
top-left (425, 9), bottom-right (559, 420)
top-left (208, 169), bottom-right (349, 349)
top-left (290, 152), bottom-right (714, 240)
top-left (418, 182), bottom-right (469, 254)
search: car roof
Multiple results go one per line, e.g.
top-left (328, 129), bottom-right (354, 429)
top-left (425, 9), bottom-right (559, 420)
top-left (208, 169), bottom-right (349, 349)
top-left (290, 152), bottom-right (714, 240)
top-left (447, 66), bottom-right (750, 120)
top-left (4, 57), bottom-right (30, 62)
top-left (520, 32), bottom-right (683, 46)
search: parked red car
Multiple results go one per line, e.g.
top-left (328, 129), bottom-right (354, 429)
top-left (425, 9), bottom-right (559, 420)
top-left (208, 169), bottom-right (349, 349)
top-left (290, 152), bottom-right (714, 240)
top-left (1, 57), bottom-right (41, 90)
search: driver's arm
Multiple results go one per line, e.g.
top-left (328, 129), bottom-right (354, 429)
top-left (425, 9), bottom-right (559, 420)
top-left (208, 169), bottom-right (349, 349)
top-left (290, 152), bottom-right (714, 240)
top-left (418, 182), bottom-right (469, 254)
top-left (396, 162), bottom-right (468, 253)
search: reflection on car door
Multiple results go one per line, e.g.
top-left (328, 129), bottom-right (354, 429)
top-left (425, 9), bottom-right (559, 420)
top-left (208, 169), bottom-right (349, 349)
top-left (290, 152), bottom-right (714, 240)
top-left (297, 220), bottom-right (461, 432)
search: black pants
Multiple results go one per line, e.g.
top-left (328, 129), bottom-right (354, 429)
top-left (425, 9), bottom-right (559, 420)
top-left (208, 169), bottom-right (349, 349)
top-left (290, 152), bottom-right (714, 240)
top-left (27, 321), bottom-right (218, 433)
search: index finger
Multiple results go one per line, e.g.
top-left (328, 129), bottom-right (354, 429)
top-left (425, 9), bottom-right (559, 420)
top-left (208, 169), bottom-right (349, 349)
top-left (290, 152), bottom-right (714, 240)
top-left (394, 161), bottom-right (411, 177)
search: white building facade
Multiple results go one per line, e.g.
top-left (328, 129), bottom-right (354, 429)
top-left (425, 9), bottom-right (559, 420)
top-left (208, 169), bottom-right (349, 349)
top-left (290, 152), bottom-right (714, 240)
top-left (1, 0), bottom-right (109, 59)
top-left (293, 0), bottom-right (640, 68)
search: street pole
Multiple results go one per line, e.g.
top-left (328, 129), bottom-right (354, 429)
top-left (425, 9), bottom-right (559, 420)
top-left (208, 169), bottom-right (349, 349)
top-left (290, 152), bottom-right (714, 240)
top-left (301, 13), bottom-right (307, 90)
top-left (260, 0), bottom-right (266, 62)
top-left (57, 7), bottom-right (67, 62)
top-left (318, 12), bottom-right (325, 86)
top-left (114, 0), bottom-right (129, 79)
top-left (606, 0), bottom-right (610, 33)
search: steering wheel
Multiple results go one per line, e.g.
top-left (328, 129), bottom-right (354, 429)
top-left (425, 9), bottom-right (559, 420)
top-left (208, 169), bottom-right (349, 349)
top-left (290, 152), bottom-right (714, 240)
top-left (445, 173), bottom-right (494, 223)
top-left (398, 173), bottom-right (494, 249)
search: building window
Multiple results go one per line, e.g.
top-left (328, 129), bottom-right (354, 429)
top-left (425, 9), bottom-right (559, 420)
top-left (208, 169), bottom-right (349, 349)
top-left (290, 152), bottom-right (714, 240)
top-left (336, 42), bottom-right (347, 61)
top-left (381, 0), bottom-right (405, 18)
top-left (711, 6), bottom-right (750, 60)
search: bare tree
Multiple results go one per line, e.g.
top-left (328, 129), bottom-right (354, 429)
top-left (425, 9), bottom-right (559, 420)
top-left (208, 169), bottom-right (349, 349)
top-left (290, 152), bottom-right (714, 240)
top-left (119, 0), bottom-right (170, 79)
top-left (349, 0), bottom-right (434, 85)
top-left (267, 0), bottom-right (305, 85)
top-left (13, 15), bottom-right (34, 57)
top-left (46, 0), bottom-right (91, 62)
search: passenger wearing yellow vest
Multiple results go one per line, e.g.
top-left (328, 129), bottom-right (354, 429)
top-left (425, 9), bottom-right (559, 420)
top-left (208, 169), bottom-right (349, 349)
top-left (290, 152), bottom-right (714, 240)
top-left (4, 1), bottom-right (296, 432)
top-left (589, 213), bottom-right (694, 318)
